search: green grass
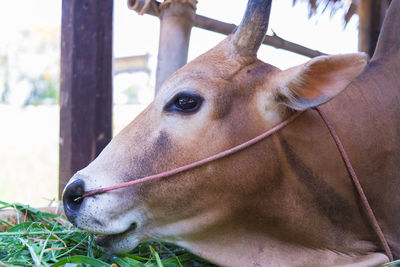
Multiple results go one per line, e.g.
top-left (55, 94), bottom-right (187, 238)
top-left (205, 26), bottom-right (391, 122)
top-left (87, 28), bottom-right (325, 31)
top-left (0, 201), bottom-right (215, 267)
top-left (1, 201), bottom-right (399, 267)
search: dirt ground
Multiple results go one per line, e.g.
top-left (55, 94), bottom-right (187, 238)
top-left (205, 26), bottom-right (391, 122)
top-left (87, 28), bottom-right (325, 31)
top-left (0, 104), bottom-right (147, 207)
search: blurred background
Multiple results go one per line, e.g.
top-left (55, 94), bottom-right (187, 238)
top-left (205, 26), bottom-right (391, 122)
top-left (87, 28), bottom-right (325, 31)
top-left (0, 0), bottom-right (361, 206)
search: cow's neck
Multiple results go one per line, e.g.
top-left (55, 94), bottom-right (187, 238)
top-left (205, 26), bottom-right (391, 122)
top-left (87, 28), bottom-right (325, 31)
top-left (321, 51), bottom-right (400, 258)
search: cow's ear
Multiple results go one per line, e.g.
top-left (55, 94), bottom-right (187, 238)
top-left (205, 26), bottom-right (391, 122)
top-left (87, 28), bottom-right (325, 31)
top-left (272, 53), bottom-right (368, 110)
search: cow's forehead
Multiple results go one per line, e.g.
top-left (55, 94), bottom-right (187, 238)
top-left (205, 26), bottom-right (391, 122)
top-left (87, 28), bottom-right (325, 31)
top-left (157, 38), bottom-right (279, 102)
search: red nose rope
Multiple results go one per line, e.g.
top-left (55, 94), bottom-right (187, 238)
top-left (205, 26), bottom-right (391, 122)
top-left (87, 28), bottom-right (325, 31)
top-left (79, 106), bottom-right (393, 262)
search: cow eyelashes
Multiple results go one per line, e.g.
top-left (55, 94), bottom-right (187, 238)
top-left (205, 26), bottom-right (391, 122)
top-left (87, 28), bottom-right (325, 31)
top-left (164, 92), bottom-right (203, 113)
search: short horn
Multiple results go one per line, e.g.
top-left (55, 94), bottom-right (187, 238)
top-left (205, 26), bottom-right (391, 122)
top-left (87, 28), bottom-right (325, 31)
top-left (232, 0), bottom-right (272, 57)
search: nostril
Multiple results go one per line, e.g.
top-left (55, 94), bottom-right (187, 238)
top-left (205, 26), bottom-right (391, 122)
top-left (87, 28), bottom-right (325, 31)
top-left (62, 179), bottom-right (85, 225)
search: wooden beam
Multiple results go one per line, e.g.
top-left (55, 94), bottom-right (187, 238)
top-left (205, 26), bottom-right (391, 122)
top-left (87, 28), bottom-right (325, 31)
top-left (0, 207), bottom-right (62, 231)
top-left (155, 1), bottom-right (196, 92)
top-left (128, 0), bottom-right (326, 58)
top-left (195, 15), bottom-right (325, 58)
top-left (59, 0), bottom-right (113, 199)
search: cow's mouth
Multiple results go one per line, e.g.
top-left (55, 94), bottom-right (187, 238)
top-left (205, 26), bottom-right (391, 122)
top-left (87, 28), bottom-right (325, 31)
top-left (94, 222), bottom-right (138, 247)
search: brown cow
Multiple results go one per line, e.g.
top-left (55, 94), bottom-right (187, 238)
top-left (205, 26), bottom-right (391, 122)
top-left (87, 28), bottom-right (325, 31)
top-left (63, 0), bottom-right (400, 266)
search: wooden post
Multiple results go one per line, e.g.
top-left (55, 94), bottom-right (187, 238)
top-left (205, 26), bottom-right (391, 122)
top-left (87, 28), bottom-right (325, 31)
top-left (372, 0), bottom-right (400, 61)
top-left (358, 0), bottom-right (389, 57)
top-left (155, 1), bottom-right (196, 92)
top-left (59, 0), bottom-right (113, 199)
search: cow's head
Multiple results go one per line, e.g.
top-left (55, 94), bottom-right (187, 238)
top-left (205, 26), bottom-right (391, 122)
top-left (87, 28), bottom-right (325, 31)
top-left (63, 0), bottom-right (368, 264)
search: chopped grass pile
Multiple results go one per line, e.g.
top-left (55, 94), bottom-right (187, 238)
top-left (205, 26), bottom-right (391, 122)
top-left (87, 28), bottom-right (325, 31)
top-left (0, 201), bottom-right (215, 267)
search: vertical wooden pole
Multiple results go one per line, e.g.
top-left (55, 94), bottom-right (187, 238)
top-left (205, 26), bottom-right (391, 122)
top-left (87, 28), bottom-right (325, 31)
top-left (372, 0), bottom-right (400, 60)
top-left (358, 0), bottom-right (388, 57)
top-left (155, 1), bottom-right (196, 93)
top-left (59, 0), bottom-right (113, 199)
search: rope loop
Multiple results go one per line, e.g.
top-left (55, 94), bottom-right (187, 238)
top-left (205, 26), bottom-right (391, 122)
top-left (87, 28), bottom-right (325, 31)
top-left (159, 0), bottom-right (197, 11)
top-left (130, 0), bottom-right (197, 17)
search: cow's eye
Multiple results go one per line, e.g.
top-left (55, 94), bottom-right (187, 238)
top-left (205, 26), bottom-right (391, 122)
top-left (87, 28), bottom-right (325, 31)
top-left (164, 92), bottom-right (203, 113)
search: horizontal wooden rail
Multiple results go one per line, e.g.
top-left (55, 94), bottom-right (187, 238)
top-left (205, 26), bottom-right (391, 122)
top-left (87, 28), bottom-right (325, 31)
top-left (114, 54), bottom-right (151, 75)
top-left (128, 0), bottom-right (326, 58)
top-left (0, 207), bottom-right (63, 231)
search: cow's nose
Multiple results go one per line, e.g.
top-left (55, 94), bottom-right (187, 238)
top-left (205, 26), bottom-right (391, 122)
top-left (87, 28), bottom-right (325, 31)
top-left (62, 178), bottom-right (85, 225)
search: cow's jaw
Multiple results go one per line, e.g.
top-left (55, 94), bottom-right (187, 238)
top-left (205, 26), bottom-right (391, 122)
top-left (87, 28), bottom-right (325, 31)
top-left (94, 223), bottom-right (138, 253)
top-left (73, 196), bottom-right (148, 254)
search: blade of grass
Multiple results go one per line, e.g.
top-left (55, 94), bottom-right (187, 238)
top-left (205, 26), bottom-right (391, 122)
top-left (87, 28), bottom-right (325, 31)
top-left (86, 234), bottom-right (95, 258)
top-left (158, 243), bottom-right (183, 267)
top-left (379, 259), bottom-right (400, 267)
top-left (55, 234), bottom-right (89, 258)
top-left (19, 237), bottom-right (41, 267)
top-left (0, 218), bottom-right (15, 228)
top-left (51, 255), bottom-right (110, 267)
top-left (149, 245), bottom-right (163, 267)
top-left (38, 216), bottom-right (63, 263)
top-left (113, 257), bottom-right (144, 267)
top-left (0, 230), bottom-right (86, 236)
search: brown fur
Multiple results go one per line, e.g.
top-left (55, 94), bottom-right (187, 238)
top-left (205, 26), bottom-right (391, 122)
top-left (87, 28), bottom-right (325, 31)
top-left (64, 2), bottom-right (400, 266)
